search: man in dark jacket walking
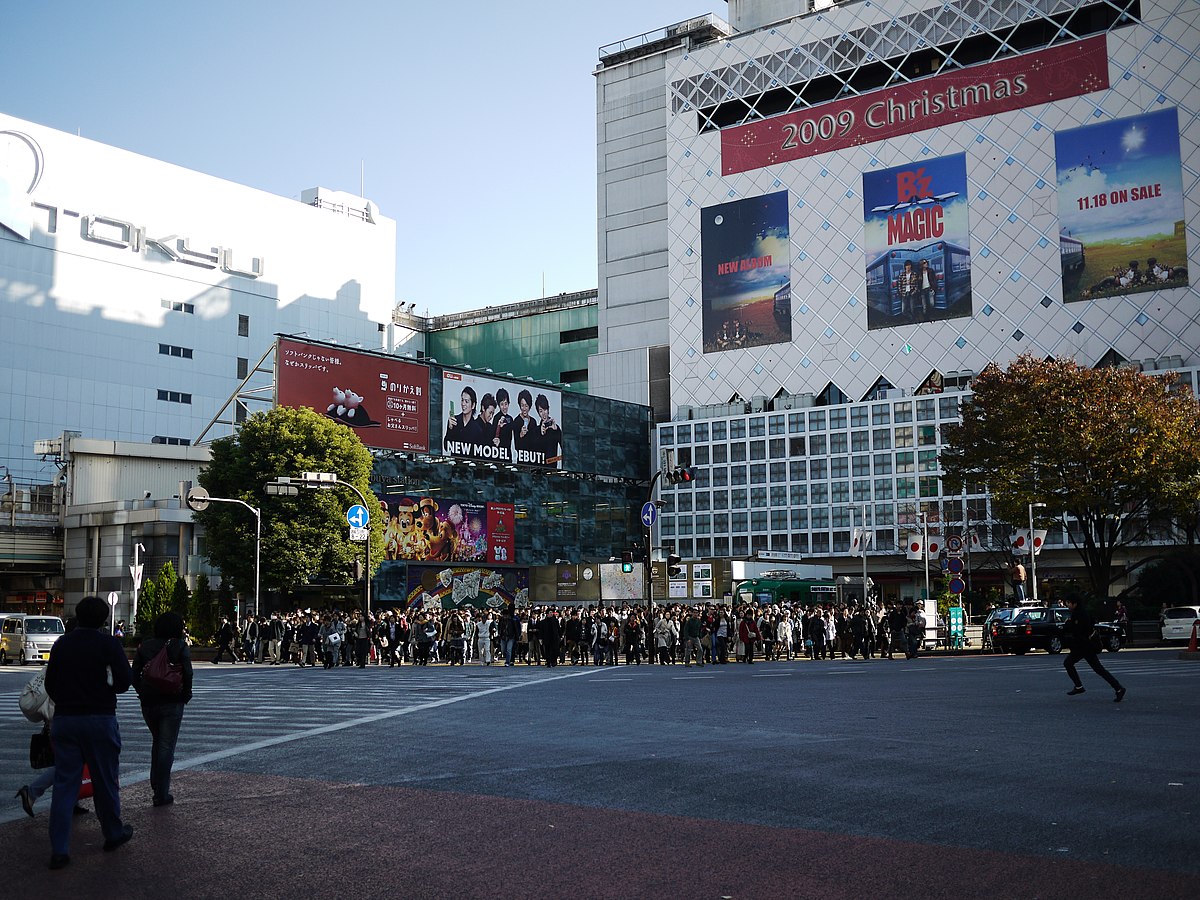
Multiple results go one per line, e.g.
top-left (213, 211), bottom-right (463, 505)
top-left (539, 610), bottom-right (562, 668)
top-left (44, 595), bottom-right (135, 869)
top-left (1063, 597), bottom-right (1126, 701)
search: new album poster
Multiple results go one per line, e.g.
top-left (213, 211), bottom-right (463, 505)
top-left (701, 191), bottom-right (792, 353)
top-left (377, 493), bottom-right (514, 565)
top-left (276, 337), bottom-right (429, 452)
top-left (442, 371), bottom-right (562, 469)
top-left (1055, 108), bottom-right (1189, 303)
top-left (863, 153), bottom-right (972, 330)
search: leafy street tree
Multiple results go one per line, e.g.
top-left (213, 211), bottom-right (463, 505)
top-left (136, 561), bottom-right (182, 637)
top-left (941, 354), bottom-right (1200, 600)
top-left (194, 406), bottom-right (384, 610)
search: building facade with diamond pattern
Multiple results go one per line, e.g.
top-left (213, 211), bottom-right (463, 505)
top-left (593, 0), bottom-right (1199, 605)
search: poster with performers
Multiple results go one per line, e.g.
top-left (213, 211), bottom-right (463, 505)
top-left (863, 153), bottom-right (972, 330)
top-left (441, 371), bottom-right (562, 469)
top-left (276, 337), bottom-right (429, 453)
top-left (701, 191), bottom-right (792, 353)
top-left (378, 494), bottom-right (515, 565)
top-left (1055, 108), bottom-right (1189, 303)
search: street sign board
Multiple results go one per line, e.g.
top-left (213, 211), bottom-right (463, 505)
top-left (948, 576), bottom-right (966, 594)
top-left (640, 501), bottom-right (658, 529)
top-left (349, 526), bottom-right (370, 542)
top-left (947, 535), bottom-right (964, 553)
top-left (346, 505), bottom-right (369, 528)
top-left (106, 591), bottom-right (119, 608)
top-left (185, 486), bottom-right (210, 511)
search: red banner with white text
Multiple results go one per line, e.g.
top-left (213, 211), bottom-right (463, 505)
top-left (721, 36), bottom-right (1109, 175)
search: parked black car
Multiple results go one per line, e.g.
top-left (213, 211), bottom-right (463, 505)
top-left (991, 606), bottom-right (1125, 655)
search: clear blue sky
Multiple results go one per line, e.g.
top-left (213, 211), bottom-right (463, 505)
top-left (1, 1), bottom-right (722, 315)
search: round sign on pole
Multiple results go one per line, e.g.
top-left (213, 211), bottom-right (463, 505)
top-left (106, 591), bottom-right (119, 607)
top-left (948, 576), bottom-right (966, 595)
top-left (947, 535), bottom-right (964, 554)
top-left (185, 486), bottom-right (210, 511)
top-left (947, 556), bottom-right (965, 575)
top-left (346, 504), bottom-right (369, 528)
top-left (640, 501), bottom-right (658, 529)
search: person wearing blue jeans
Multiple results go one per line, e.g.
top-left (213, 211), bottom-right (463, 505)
top-left (132, 611), bottom-right (193, 807)
top-left (44, 595), bottom-right (134, 870)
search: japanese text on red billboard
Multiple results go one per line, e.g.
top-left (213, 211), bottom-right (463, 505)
top-left (442, 371), bottom-right (562, 469)
top-left (276, 337), bottom-right (429, 452)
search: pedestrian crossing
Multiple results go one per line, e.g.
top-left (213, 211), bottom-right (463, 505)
top-left (0, 663), bottom-right (590, 824)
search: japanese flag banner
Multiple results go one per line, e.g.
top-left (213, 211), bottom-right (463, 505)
top-left (927, 534), bottom-right (944, 557)
top-left (1010, 529), bottom-right (1031, 556)
top-left (906, 533), bottom-right (924, 560)
top-left (1031, 529), bottom-right (1048, 556)
top-left (968, 529), bottom-right (982, 550)
top-left (850, 528), bottom-right (875, 557)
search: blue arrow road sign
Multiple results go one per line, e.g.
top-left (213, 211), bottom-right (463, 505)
top-left (346, 504), bottom-right (369, 528)
top-left (640, 501), bottom-right (658, 529)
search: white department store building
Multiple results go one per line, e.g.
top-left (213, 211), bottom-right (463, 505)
top-left (592, 0), bottom-right (1200, 600)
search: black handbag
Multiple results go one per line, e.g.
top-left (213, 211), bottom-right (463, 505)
top-left (30, 728), bottom-right (54, 769)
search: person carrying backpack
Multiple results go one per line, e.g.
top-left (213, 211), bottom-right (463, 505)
top-left (132, 612), bottom-right (194, 807)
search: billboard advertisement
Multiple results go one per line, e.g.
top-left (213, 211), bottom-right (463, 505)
top-left (863, 153), bottom-right (972, 330)
top-left (721, 36), bottom-right (1109, 174)
top-left (396, 565), bottom-right (529, 611)
top-left (441, 371), bottom-right (562, 469)
top-left (1055, 108), bottom-right (1189, 303)
top-left (276, 337), bottom-right (429, 452)
top-left (701, 191), bottom-right (792, 353)
top-left (378, 492), bottom-right (515, 565)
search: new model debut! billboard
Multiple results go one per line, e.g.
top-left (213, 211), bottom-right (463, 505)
top-left (701, 191), bottom-right (792, 353)
top-left (276, 337), bottom-right (429, 452)
top-left (441, 371), bottom-right (562, 469)
top-left (863, 153), bottom-right (972, 330)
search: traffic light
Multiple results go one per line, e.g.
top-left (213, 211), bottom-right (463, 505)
top-left (667, 550), bottom-right (682, 579)
top-left (665, 466), bottom-right (698, 485)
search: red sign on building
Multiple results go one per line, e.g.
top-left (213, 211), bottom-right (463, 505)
top-left (487, 503), bottom-right (515, 565)
top-left (276, 337), bottom-right (430, 453)
top-left (721, 36), bottom-right (1109, 175)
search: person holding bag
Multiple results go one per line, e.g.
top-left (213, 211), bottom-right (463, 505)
top-left (132, 611), bottom-right (194, 807)
top-left (44, 596), bottom-right (135, 870)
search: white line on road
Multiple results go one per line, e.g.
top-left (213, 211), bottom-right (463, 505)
top-left (168, 668), bottom-right (604, 775)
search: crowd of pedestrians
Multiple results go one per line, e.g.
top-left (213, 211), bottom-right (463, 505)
top-left (206, 599), bottom-right (933, 670)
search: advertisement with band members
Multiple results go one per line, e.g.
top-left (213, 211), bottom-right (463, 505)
top-left (442, 371), bottom-right (562, 469)
top-left (701, 190), bottom-right (792, 353)
top-left (1055, 108), bottom-right (1189, 303)
top-left (377, 493), bottom-right (515, 565)
top-left (863, 152), bottom-right (972, 329)
top-left (276, 337), bottom-right (429, 452)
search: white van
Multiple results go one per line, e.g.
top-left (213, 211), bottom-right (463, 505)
top-left (1160, 606), bottom-right (1200, 642)
top-left (0, 614), bottom-right (66, 665)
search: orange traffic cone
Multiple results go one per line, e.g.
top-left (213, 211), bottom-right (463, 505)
top-left (1189, 620), bottom-right (1198, 653)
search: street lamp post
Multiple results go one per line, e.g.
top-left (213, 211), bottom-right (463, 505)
top-left (185, 487), bottom-right (261, 618)
top-left (1029, 501), bottom-right (1047, 602)
top-left (296, 472), bottom-right (372, 616)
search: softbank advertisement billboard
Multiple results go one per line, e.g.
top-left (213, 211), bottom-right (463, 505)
top-left (276, 337), bottom-right (429, 452)
top-left (442, 371), bottom-right (563, 469)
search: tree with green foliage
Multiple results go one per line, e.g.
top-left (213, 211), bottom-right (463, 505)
top-left (136, 561), bottom-right (181, 637)
top-left (941, 354), bottom-right (1200, 600)
top-left (189, 574), bottom-right (218, 645)
top-left (193, 405), bottom-right (384, 610)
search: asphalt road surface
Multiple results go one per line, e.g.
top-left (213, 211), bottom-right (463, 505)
top-left (1, 649), bottom-right (1195, 899)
